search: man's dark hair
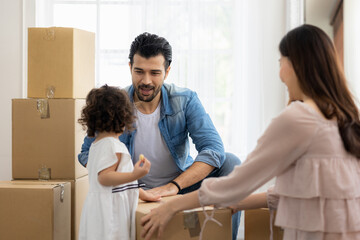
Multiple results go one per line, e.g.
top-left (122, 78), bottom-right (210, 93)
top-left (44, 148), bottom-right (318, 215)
top-left (129, 32), bottom-right (172, 70)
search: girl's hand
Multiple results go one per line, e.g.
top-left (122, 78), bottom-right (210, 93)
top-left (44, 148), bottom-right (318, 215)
top-left (141, 202), bottom-right (176, 240)
top-left (139, 188), bottom-right (161, 202)
top-left (133, 154), bottom-right (151, 179)
top-left (229, 204), bottom-right (241, 214)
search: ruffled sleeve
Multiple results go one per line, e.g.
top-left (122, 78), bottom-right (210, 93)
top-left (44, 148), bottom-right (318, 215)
top-left (198, 102), bottom-right (320, 207)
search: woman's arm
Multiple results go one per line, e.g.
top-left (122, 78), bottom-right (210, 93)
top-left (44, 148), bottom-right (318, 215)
top-left (141, 191), bottom-right (200, 240)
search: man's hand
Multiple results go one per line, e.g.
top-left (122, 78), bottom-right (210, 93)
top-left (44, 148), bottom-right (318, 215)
top-left (146, 183), bottom-right (179, 197)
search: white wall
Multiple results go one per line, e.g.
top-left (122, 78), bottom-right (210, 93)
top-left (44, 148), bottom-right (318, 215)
top-left (0, 0), bottom-right (24, 180)
top-left (305, 0), bottom-right (337, 38)
top-left (344, 0), bottom-right (360, 101)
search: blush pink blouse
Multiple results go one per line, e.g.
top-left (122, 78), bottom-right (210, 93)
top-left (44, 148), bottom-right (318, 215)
top-left (198, 101), bottom-right (360, 240)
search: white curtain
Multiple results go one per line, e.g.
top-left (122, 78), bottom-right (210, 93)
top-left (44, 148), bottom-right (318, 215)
top-left (33, 0), bottom-right (290, 238)
top-left (34, 0), bottom-right (288, 174)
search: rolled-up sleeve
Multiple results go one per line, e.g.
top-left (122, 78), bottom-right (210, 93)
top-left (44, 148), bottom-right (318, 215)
top-left (185, 92), bottom-right (225, 168)
top-left (78, 136), bottom-right (95, 167)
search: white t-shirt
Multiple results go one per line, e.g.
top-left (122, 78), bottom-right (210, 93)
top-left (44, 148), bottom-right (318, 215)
top-left (134, 104), bottom-right (180, 189)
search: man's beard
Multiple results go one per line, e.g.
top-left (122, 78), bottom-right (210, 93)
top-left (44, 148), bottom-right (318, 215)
top-left (135, 84), bottom-right (162, 102)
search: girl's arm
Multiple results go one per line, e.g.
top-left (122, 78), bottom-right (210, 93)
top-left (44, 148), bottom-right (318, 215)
top-left (230, 192), bottom-right (268, 214)
top-left (139, 188), bottom-right (161, 202)
top-left (98, 153), bottom-right (151, 186)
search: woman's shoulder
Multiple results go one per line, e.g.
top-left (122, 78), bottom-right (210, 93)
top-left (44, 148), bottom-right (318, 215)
top-left (277, 101), bottom-right (317, 123)
top-left (269, 101), bottom-right (322, 136)
top-left (283, 101), bottom-right (337, 126)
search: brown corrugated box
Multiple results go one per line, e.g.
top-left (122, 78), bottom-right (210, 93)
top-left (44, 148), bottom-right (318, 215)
top-left (245, 208), bottom-right (284, 240)
top-left (9, 177), bottom-right (89, 240)
top-left (136, 196), bottom-right (232, 240)
top-left (71, 176), bottom-right (89, 240)
top-left (0, 181), bottom-right (71, 240)
top-left (28, 27), bottom-right (95, 99)
top-left (12, 98), bottom-right (87, 180)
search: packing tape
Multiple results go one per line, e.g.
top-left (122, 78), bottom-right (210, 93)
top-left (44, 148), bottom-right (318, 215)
top-left (183, 211), bottom-right (201, 237)
top-left (59, 184), bottom-right (64, 202)
top-left (38, 165), bottom-right (51, 180)
top-left (43, 28), bottom-right (55, 41)
top-left (37, 99), bottom-right (50, 119)
top-left (46, 85), bottom-right (55, 98)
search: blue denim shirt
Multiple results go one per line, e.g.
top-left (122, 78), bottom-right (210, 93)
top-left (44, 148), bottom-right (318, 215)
top-left (78, 83), bottom-right (225, 171)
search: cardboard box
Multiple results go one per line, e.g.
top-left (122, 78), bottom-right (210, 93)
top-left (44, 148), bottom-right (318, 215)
top-left (245, 208), bottom-right (284, 240)
top-left (0, 181), bottom-right (71, 240)
top-left (136, 196), bottom-right (232, 240)
top-left (12, 98), bottom-right (88, 180)
top-left (71, 175), bottom-right (89, 240)
top-left (10, 177), bottom-right (89, 240)
top-left (28, 27), bottom-right (95, 98)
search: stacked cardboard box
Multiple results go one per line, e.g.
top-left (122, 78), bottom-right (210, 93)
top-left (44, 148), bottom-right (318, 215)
top-left (9, 27), bottom-right (95, 240)
top-left (136, 196), bottom-right (232, 240)
top-left (0, 181), bottom-right (71, 240)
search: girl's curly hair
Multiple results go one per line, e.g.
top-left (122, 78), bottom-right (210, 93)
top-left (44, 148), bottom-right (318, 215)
top-left (78, 85), bottom-right (135, 137)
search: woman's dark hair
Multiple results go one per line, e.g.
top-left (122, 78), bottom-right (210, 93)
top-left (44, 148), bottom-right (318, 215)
top-left (129, 32), bottom-right (172, 70)
top-left (78, 85), bottom-right (135, 137)
top-left (279, 24), bottom-right (360, 158)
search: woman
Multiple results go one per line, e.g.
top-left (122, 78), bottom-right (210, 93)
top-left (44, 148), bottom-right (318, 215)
top-left (141, 24), bottom-right (360, 240)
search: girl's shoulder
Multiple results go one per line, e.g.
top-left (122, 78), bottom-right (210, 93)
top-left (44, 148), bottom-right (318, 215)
top-left (92, 137), bottom-right (128, 154)
top-left (111, 138), bottom-right (130, 155)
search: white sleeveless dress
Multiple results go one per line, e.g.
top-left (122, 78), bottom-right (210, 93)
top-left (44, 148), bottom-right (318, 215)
top-left (79, 137), bottom-right (141, 240)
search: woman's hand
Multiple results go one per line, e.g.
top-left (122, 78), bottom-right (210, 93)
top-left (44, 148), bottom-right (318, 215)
top-left (139, 188), bottom-right (161, 202)
top-left (140, 202), bottom-right (176, 240)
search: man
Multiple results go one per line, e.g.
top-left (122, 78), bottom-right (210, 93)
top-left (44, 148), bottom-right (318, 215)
top-left (78, 32), bottom-right (241, 239)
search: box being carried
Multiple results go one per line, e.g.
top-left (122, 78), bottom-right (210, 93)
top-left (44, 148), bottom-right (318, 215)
top-left (12, 98), bottom-right (87, 180)
top-left (28, 27), bottom-right (95, 99)
top-left (136, 196), bottom-right (232, 240)
top-left (245, 208), bottom-right (284, 240)
top-left (0, 181), bottom-right (71, 240)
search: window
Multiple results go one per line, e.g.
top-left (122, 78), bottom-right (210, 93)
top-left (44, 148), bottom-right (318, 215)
top-left (36, 0), bottom-right (240, 156)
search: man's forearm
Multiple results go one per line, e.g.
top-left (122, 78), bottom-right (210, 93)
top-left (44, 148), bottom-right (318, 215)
top-left (78, 136), bottom-right (95, 167)
top-left (173, 161), bottom-right (215, 190)
top-left (78, 151), bottom-right (89, 167)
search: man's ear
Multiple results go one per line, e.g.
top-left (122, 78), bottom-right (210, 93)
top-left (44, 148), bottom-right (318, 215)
top-left (129, 62), bottom-right (132, 73)
top-left (164, 66), bottom-right (171, 81)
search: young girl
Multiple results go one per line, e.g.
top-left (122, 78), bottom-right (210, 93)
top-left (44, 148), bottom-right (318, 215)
top-left (78, 85), bottom-right (160, 240)
top-left (140, 24), bottom-right (360, 240)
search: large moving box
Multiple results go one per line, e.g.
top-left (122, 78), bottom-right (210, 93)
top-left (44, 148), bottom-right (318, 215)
top-left (12, 98), bottom-right (87, 180)
top-left (70, 175), bottom-right (89, 240)
top-left (245, 208), bottom-right (284, 240)
top-left (0, 181), bottom-right (71, 240)
top-left (136, 196), bottom-right (232, 240)
top-left (28, 27), bottom-right (95, 99)
top-left (10, 177), bottom-right (89, 240)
